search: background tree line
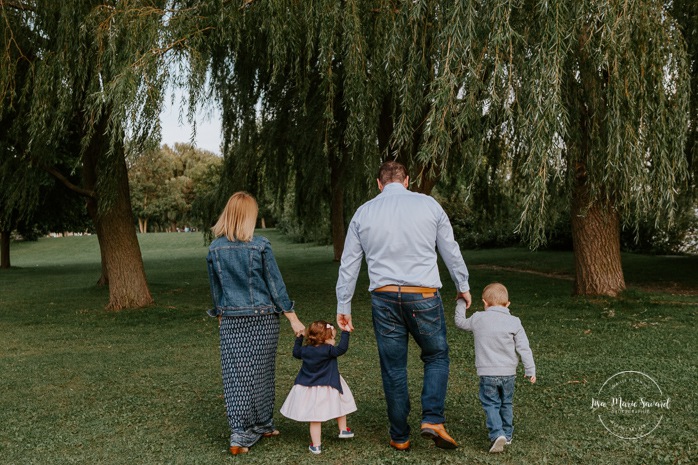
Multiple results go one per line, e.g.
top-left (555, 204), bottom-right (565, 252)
top-left (129, 143), bottom-right (222, 233)
top-left (1, 0), bottom-right (696, 310)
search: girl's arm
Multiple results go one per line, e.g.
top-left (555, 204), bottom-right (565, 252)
top-left (292, 335), bottom-right (304, 359)
top-left (328, 331), bottom-right (350, 357)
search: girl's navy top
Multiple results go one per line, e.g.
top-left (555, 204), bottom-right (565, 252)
top-left (292, 331), bottom-right (350, 393)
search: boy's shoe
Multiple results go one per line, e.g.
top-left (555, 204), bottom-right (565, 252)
top-left (489, 435), bottom-right (507, 453)
top-left (505, 438), bottom-right (512, 446)
top-left (338, 428), bottom-right (354, 439)
top-left (309, 444), bottom-right (322, 454)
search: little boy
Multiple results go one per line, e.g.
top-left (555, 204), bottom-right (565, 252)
top-left (454, 282), bottom-right (536, 453)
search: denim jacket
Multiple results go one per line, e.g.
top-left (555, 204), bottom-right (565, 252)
top-left (206, 235), bottom-right (295, 317)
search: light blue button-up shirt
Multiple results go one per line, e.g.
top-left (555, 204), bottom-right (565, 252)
top-left (336, 182), bottom-right (470, 314)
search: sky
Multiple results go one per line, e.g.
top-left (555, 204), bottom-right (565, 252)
top-left (159, 92), bottom-right (222, 155)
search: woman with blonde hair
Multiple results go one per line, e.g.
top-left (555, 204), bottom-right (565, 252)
top-left (207, 191), bottom-right (305, 455)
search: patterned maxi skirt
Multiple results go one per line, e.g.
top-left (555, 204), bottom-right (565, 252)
top-left (219, 313), bottom-right (280, 448)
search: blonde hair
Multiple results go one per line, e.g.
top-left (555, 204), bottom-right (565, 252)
top-left (305, 320), bottom-right (336, 346)
top-left (211, 192), bottom-right (258, 242)
top-left (482, 282), bottom-right (509, 307)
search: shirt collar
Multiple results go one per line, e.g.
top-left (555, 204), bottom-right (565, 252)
top-left (486, 305), bottom-right (511, 315)
top-left (381, 182), bottom-right (407, 194)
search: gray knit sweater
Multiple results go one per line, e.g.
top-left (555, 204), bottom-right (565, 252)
top-left (454, 300), bottom-right (535, 377)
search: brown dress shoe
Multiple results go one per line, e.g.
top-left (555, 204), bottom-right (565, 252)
top-left (389, 439), bottom-right (411, 451)
top-left (229, 446), bottom-right (249, 455)
top-left (420, 423), bottom-right (458, 449)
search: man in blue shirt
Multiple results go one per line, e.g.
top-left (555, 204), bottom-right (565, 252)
top-left (336, 161), bottom-right (472, 451)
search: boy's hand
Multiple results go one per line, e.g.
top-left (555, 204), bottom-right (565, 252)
top-left (526, 375), bottom-right (537, 384)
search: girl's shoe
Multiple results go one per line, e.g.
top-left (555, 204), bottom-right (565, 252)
top-left (309, 444), bottom-right (322, 454)
top-left (229, 446), bottom-right (249, 455)
top-left (338, 428), bottom-right (354, 439)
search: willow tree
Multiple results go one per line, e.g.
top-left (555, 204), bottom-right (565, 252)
top-left (511, 0), bottom-right (689, 295)
top-left (175, 0), bottom-right (690, 295)
top-left (173, 0), bottom-right (380, 260)
top-left (672, 0), bottom-right (697, 182)
top-left (0, 1), bottom-right (175, 309)
top-left (368, 0), bottom-right (690, 296)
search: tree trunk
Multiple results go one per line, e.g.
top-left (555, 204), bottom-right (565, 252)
top-left (571, 182), bottom-right (626, 296)
top-left (1, 230), bottom-right (10, 269)
top-left (413, 160), bottom-right (441, 195)
top-left (569, 35), bottom-right (625, 297)
top-left (83, 117), bottom-right (153, 310)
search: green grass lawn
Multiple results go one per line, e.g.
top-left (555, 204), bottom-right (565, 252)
top-left (0, 231), bottom-right (696, 464)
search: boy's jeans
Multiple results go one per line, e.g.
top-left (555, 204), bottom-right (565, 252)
top-left (479, 375), bottom-right (516, 441)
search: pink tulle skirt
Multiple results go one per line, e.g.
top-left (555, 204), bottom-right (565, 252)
top-left (280, 376), bottom-right (357, 422)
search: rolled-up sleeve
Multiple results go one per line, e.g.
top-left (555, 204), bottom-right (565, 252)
top-left (435, 208), bottom-right (470, 293)
top-left (336, 219), bottom-right (364, 315)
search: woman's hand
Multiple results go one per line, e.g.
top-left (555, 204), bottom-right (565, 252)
top-left (291, 320), bottom-right (305, 337)
top-left (284, 311), bottom-right (305, 336)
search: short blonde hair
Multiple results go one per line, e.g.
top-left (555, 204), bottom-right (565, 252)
top-left (482, 282), bottom-right (509, 306)
top-left (211, 192), bottom-right (258, 242)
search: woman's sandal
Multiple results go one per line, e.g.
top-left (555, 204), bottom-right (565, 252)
top-left (229, 446), bottom-right (249, 455)
top-left (262, 430), bottom-right (280, 438)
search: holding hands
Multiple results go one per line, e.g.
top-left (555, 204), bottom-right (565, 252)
top-left (291, 320), bottom-right (306, 337)
top-left (457, 290), bottom-right (472, 309)
top-left (337, 313), bottom-right (354, 332)
top-left (285, 311), bottom-right (306, 337)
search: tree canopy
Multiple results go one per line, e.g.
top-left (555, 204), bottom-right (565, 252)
top-left (129, 143), bottom-right (222, 233)
top-left (0, 0), bottom-right (172, 308)
top-left (1, 0), bottom-right (693, 299)
top-left (174, 0), bottom-right (691, 295)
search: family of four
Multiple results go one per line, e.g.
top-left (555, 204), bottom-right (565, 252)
top-left (206, 161), bottom-right (536, 456)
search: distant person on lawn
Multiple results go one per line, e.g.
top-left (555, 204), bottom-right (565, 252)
top-left (336, 160), bottom-right (472, 451)
top-left (454, 282), bottom-right (536, 453)
top-left (206, 192), bottom-right (305, 455)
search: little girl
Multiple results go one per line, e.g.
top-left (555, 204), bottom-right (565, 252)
top-left (280, 320), bottom-right (357, 454)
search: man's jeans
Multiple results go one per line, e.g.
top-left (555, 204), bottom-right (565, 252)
top-left (371, 291), bottom-right (450, 442)
top-left (479, 375), bottom-right (516, 441)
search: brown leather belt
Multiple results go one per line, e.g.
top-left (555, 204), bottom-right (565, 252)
top-left (374, 285), bottom-right (437, 296)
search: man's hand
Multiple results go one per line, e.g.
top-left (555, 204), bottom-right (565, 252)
top-left (457, 291), bottom-right (472, 309)
top-left (337, 313), bottom-right (354, 332)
